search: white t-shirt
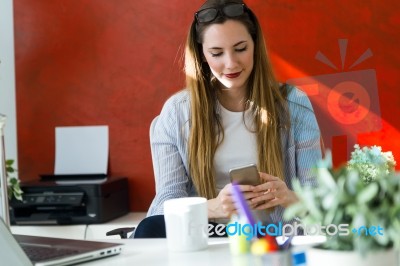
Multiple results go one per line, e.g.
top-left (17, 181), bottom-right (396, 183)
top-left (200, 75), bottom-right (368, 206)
top-left (214, 102), bottom-right (258, 193)
top-left (214, 102), bottom-right (271, 224)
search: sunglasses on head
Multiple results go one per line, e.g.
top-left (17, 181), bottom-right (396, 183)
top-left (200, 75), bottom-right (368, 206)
top-left (195, 3), bottom-right (247, 23)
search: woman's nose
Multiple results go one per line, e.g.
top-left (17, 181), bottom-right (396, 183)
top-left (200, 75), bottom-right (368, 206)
top-left (225, 53), bottom-right (239, 69)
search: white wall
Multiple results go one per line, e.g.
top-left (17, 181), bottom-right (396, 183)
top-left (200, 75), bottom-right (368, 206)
top-left (0, 0), bottom-right (18, 176)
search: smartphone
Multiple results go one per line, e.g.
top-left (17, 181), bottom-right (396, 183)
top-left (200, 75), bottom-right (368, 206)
top-left (229, 164), bottom-right (260, 186)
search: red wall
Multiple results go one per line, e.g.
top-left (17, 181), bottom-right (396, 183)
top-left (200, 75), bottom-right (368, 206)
top-left (14, 0), bottom-right (400, 211)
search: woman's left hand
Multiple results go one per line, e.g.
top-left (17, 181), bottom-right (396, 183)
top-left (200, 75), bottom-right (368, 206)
top-left (251, 172), bottom-right (298, 209)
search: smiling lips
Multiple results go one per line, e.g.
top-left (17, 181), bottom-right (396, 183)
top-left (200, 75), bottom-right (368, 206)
top-left (224, 71), bottom-right (241, 78)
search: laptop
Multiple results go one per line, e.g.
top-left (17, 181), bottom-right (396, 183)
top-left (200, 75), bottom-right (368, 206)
top-left (0, 217), bottom-right (123, 266)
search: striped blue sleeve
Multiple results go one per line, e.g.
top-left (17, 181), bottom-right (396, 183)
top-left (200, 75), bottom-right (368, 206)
top-left (271, 86), bottom-right (322, 224)
top-left (288, 87), bottom-right (322, 187)
top-left (147, 95), bottom-right (191, 216)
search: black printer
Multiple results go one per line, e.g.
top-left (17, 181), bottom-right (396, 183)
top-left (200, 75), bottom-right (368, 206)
top-left (9, 177), bottom-right (130, 225)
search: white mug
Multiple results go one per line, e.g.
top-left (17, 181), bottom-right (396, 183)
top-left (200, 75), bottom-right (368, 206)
top-left (164, 197), bottom-right (208, 252)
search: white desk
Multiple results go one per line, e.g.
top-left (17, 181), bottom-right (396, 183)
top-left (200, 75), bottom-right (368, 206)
top-left (10, 212), bottom-right (147, 240)
top-left (82, 237), bottom-right (326, 266)
top-left (86, 212), bottom-right (146, 239)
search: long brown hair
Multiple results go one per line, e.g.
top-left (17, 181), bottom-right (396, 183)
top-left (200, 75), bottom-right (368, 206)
top-left (185, 0), bottom-right (289, 199)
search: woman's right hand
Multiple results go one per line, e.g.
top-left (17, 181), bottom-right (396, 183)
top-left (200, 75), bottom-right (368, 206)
top-left (207, 183), bottom-right (259, 219)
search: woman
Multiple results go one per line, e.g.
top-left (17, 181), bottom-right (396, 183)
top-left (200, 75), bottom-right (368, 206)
top-left (134, 0), bottom-right (322, 238)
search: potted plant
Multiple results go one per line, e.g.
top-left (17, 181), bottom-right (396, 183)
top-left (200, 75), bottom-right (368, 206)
top-left (284, 145), bottom-right (400, 266)
top-left (0, 114), bottom-right (23, 202)
top-left (6, 159), bottom-right (23, 201)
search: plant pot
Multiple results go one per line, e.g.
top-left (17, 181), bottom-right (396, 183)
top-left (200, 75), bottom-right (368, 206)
top-left (306, 247), bottom-right (399, 266)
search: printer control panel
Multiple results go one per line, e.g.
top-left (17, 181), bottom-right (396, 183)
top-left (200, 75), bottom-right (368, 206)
top-left (22, 192), bottom-right (84, 206)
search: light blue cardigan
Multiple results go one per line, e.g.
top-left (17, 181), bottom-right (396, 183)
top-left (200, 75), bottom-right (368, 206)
top-left (147, 86), bottom-right (322, 224)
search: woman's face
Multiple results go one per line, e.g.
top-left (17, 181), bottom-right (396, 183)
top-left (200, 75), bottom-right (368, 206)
top-left (202, 20), bottom-right (254, 92)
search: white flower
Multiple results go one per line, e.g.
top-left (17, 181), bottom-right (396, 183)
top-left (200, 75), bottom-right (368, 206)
top-left (347, 144), bottom-right (396, 184)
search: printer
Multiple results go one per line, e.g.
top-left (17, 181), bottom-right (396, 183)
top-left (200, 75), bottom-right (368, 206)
top-left (9, 177), bottom-right (130, 225)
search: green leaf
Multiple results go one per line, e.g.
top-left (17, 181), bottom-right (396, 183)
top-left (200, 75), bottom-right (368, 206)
top-left (6, 164), bottom-right (24, 201)
top-left (345, 170), bottom-right (359, 195)
top-left (357, 182), bottom-right (378, 204)
top-left (352, 213), bottom-right (366, 229)
top-left (284, 202), bottom-right (305, 220)
top-left (322, 191), bottom-right (337, 211)
top-left (6, 166), bottom-right (14, 173)
top-left (316, 167), bottom-right (336, 190)
top-left (303, 192), bottom-right (323, 221)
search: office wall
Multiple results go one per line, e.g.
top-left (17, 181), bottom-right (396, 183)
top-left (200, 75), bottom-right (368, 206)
top-left (0, 0), bottom-right (18, 167)
top-left (14, 0), bottom-right (400, 211)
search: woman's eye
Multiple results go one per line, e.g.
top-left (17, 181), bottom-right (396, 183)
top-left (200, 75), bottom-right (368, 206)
top-left (236, 47), bottom-right (247, 52)
top-left (209, 47), bottom-right (246, 57)
top-left (211, 52), bottom-right (223, 57)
